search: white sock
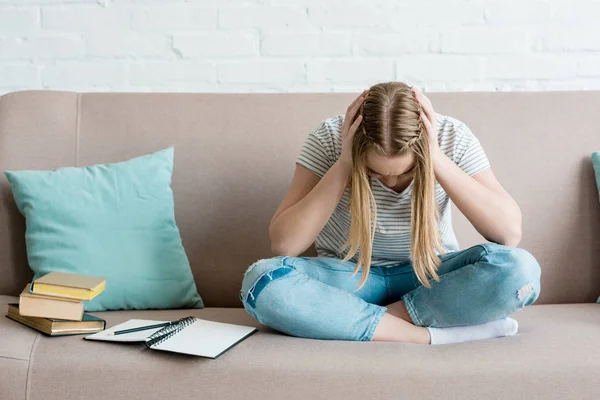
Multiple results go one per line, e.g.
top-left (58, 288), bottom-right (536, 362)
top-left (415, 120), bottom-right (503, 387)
top-left (427, 318), bottom-right (519, 345)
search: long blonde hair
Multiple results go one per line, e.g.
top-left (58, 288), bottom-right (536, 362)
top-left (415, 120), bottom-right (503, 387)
top-left (342, 82), bottom-right (444, 291)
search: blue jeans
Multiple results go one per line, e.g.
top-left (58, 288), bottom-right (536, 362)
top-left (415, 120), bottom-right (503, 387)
top-left (239, 243), bottom-right (541, 341)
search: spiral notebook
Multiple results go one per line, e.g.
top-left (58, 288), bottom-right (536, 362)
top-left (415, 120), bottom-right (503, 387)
top-left (84, 317), bottom-right (257, 359)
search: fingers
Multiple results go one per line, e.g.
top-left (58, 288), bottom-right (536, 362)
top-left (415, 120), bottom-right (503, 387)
top-left (346, 92), bottom-right (366, 121)
top-left (411, 86), bottom-right (435, 124)
top-left (411, 86), bottom-right (433, 111)
top-left (421, 102), bottom-right (435, 125)
top-left (411, 86), bottom-right (431, 107)
top-left (356, 88), bottom-right (368, 104)
top-left (349, 114), bottom-right (363, 135)
top-left (347, 89), bottom-right (369, 114)
top-left (420, 111), bottom-right (432, 132)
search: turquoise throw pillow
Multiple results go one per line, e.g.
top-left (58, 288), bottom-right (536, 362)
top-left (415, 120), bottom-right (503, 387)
top-left (593, 152), bottom-right (600, 303)
top-left (5, 147), bottom-right (204, 312)
top-left (594, 152), bottom-right (600, 200)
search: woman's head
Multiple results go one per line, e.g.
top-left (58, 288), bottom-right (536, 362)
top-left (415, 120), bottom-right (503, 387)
top-left (342, 82), bottom-right (444, 290)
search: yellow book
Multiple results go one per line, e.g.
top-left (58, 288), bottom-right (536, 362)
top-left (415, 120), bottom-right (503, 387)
top-left (19, 284), bottom-right (84, 321)
top-left (31, 271), bottom-right (106, 301)
top-left (6, 303), bottom-right (105, 336)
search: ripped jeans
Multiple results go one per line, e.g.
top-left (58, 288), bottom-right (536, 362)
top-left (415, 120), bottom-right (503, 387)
top-left (239, 243), bottom-right (541, 341)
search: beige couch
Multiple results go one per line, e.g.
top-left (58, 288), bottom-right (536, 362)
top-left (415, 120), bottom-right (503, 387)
top-left (1, 90), bottom-right (600, 400)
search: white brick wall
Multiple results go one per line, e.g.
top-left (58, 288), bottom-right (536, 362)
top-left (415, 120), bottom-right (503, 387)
top-left (0, 0), bottom-right (598, 94)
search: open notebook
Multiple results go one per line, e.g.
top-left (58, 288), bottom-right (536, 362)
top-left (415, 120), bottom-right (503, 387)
top-left (84, 317), bottom-right (257, 359)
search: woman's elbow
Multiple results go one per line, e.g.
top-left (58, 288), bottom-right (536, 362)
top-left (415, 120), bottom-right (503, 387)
top-left (490, 227), bottom-right (522, 247)
top-left (503, 231), bottom-right (522, 247)
top-left (499, 206), bottom-right (522, 247)
top-left (269, 222), bottom-right (308, 257)
top-left (270, 242), bottom-right (301, 257)
top-left (269, 230), bottom-right (301, 257)
top-left (270, 238), bottom-right (287, 256)
top-left (505, 212), bottom-right (523, 247)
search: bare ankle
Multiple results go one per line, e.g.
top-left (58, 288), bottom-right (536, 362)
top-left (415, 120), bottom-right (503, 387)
top-left (384, 300), bottom-right (414, 323)
top-left (372, 313), bottom-right (430, 344)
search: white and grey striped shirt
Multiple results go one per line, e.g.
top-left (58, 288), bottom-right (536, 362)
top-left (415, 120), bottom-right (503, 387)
top-left (296, 113), bottom-right (491, 267)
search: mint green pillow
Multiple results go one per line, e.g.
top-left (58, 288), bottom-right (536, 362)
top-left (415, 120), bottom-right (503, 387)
top-left (593, 152), bottom-right (600, 304)
top-left (5, 147), bottom-right (204, 312)
top-left (594, 152), bottom-right (600, 201)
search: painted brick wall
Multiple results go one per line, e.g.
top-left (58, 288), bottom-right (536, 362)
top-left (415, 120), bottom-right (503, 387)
top-left (0, 0), bottom-right (598, 94)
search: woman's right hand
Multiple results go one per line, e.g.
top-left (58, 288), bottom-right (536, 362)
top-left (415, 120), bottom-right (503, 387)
top-left (339, 89), bottom-right (368, 170)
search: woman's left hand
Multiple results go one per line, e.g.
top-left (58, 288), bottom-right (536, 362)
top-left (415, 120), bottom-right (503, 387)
top-left (411, 86), bottom-right (441, 159)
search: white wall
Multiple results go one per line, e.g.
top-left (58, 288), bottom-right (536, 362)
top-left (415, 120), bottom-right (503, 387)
top-left (0, 0), bottom-right (599, 94)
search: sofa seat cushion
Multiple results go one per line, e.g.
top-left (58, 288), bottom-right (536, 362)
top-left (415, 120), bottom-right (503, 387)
top-left (1, 295), bottom-right (37, 399)
top-left (1, 296), bottom-right (38, 360)
top-left (2, 294), bottom-right (600, 400)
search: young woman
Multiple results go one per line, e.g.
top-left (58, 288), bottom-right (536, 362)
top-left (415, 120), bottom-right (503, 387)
top-left (240, 81), bottom-right (541, 345)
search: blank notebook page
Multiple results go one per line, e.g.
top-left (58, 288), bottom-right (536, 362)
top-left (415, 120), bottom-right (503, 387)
top-left (150, 319), bottom-right (256, 358)
top-left (84, 319), bottom-right (167, 342)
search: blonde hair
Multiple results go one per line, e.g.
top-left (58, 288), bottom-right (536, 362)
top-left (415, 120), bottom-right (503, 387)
top-left (341, 82), bottom-right (445, 291)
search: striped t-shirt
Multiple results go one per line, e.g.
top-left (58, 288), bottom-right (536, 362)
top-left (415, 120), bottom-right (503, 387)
top-left (295, 113), bottom-right (491, 267)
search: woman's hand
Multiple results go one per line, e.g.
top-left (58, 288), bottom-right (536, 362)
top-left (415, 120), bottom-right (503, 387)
top-left (411, 86), bottom-right (441, 159)
top-left (339, 89), bottom-right (368, 170)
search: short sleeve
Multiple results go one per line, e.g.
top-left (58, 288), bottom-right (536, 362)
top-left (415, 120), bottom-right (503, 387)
top-left (453, 123), bottom-right (491, 176)
top-left (296, 120), bottom-right (337, 178)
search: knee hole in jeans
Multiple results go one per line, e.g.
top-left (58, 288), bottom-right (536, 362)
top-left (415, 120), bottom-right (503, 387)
top-left (517, 282), bottom-right (534, 300)
top-left (241, 257), bottom-right (295, 308)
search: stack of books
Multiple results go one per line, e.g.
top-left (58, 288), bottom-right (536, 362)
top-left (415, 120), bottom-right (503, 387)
top-left (6, 271), bottom-right (107, 336)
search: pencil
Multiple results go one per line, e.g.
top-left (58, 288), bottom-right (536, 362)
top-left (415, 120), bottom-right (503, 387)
top-left (108, 321), bottom-right (174, 336)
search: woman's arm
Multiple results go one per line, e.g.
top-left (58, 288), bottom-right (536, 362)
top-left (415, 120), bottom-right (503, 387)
top-left (270, 90), bottom-right (367, 256)
top-left (269, 161), bottom-right (351, 256)
top-left (412, 86), bottom-right (522, 247)
top-left (432, 153), bottom-right (522, 246)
